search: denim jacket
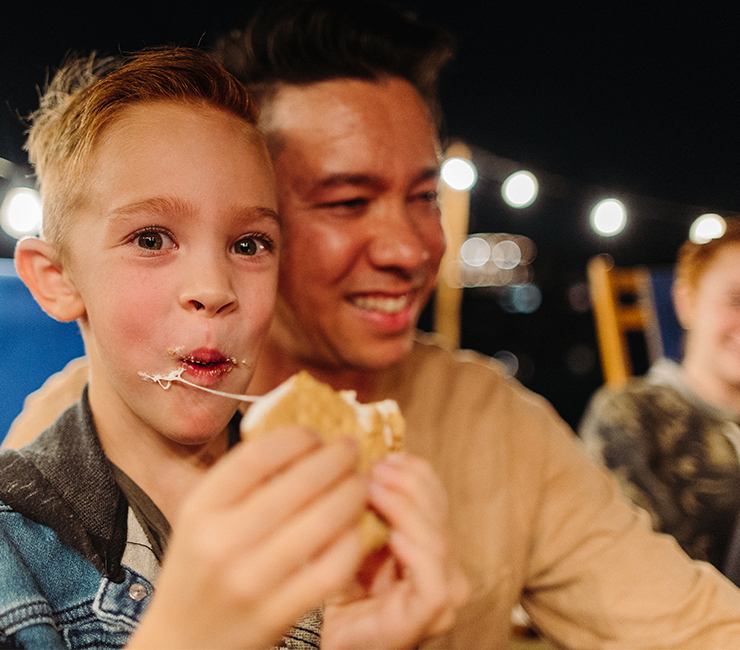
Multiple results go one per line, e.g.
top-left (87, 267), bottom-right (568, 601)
top-left (0, 389), bottom-right (157, 648)
top-left (0, 389), bottom-right (320, 650)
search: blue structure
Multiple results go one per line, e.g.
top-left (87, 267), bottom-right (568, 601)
top-left (0, 258), bottom-right (85, 443)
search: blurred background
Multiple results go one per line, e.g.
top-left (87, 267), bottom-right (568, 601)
top-left (2, 0), bottom-right (739, 433)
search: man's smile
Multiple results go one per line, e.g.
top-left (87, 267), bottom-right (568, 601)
top-left (350, 293), bottom-right (411, 315)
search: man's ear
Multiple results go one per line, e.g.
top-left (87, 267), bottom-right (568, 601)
top-left (672, 278), bottom-right (694, 331)
top-left (14, 237), bottom-right (85, 322)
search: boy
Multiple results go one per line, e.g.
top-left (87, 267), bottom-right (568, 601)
top-left (0, 47), bottom-right (465, 648)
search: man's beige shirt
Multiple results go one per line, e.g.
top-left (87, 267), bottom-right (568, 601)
top-left (7, 334), bottom-right (740, 648)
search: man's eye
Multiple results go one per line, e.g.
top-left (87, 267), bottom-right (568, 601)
top-left (234, 236), bottom-right (269, 256)
top-left (338, 198), bottom-right (368, 208)
top-left (323, 197), bottom-right (369, 210)
top-left (414, 190), bottom-right (438, 203)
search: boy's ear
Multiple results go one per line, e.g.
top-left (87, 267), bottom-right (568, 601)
top-left (14, 237), bottom-right (85, 322)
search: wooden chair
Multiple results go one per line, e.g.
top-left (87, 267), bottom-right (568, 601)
top-left (587, 254), bottom-right (682, 388)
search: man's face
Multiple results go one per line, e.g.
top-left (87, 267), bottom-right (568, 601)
top-left (66, 101), bottom-right (279, 447)
top-left (266, 76), bottom-right (445, 371)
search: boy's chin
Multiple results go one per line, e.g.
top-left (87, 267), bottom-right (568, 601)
top-left (151, 409), bottom-right (236, 447)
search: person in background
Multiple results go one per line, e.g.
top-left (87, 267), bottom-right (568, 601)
top-left (8, 1), bottom-right (740, 647)
top-left (580, 218), bottom-right (740, 577)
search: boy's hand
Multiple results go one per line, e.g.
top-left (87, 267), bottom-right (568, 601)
top-left (322, 453), bottom-right (470, 650)
top-left (128, 427), bottom-right (367, 650)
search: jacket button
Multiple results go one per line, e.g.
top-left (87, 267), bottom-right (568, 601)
top-left (129, 583), bottom-right (148, 601)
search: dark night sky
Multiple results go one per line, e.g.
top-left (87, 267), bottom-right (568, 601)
top-left (2, 0), bottom-right (739, 427)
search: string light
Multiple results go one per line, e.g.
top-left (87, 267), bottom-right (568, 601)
top-left (0, 188), bottom-right (42, 239)
top-left (590, 198), bottom-right (627, 237)
top-left (501, 170), bottom-right (538, 208)
top-left (441, 157), bottom-right (477, 190)
top-left (689, 213), bottom-right (726, 244)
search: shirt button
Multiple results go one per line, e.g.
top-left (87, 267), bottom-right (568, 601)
top-left (129, 583), bottom-right (148, 601)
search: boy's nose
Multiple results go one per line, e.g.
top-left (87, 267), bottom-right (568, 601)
top-left (180, 261), bottom-right (238, 317)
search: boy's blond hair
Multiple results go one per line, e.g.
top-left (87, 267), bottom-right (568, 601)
top-left (26, 47), bottom-right (259, 259)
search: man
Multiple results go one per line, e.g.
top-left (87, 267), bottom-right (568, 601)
top-left (8, 1), bottom-right (740, 647)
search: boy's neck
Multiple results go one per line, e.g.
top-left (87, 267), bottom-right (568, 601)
top-left (90, 389), bottom-right (231, 525)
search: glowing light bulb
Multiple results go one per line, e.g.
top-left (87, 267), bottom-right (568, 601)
top-left (441, 157), bottom-right (477, 190)
top-left (689, 213), bottom-right (726, 244)
top-left (590, 198), bottom-right (627, 237)
top-left (502, 170), bottom-right (538, 208)
top-left (0, 188), bottom-right (42, 239)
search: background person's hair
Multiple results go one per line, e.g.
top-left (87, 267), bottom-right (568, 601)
top-left (676, 217), bottom-right (740, 289)
top-left (26, 46), bottom-right (258, 259)
top-left (214, 0), bottom-right (455, 128)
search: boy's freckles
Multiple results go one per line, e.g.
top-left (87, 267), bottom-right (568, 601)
top-left (66, 101), bottom-right (279, 451)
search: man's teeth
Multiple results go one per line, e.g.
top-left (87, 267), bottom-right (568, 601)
top-left (352, 295), bottom-right (409, 314)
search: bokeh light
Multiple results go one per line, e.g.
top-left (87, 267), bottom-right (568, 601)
top-left (491, 240), bottom-right (522, 270)
top-left (441, 157), bottom-right (477, 190)
top-left (500, 284), bottom-right (542, 314)
top-left (457, 233), bottom-right (536, 288)
top-left (689, 213), bottom-right (726, 244)
top-left (460, 236), bottom-right (490, 267)
top-left (493, 350), bottom-right (519, 378)
top-left (501, 170), bottom-right (538, 208)
top-left (590, 198), bottom-right (627, 237)
top-left (0, 188), bottom-right (42, 239)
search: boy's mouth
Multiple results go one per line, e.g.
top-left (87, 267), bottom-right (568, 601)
top-left (179, 348), bottom-right (237, 382)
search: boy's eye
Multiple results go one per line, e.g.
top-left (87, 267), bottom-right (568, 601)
top-left (138, 232), bottom-right (164, 250)
top-left (132, 229), bottom-right (174, 252)
top-left (234, 236), bottom-right (269, 256)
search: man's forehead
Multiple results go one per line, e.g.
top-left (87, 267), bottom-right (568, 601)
top-left (262, 77), bottom-right (441, 183)
top-left (263, 77), bottom-right (438, 142)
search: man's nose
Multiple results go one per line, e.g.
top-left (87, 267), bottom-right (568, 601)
top-left (367, 202), bottom-right (432, 272)
top-left (179, 258), bottom-right (238, 317)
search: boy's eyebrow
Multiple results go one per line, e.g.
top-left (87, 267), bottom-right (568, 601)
top-left (107, 197), bottom-right (281, 225)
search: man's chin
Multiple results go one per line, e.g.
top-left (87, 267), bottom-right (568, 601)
top-left (342, 334), bottom-right (415, 371)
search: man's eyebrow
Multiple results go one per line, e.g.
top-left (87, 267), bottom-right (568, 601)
top-left (317, 166), bottom-right (440, 189)
top-left (417, 166), bottom-right (441, 184)
top-left (318, 174), bottom-right (379, 189)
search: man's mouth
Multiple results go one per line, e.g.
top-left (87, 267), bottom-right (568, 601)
top-left (351, 294), bottom-right (410, 315)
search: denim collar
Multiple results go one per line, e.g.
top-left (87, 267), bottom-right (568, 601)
top-left (0, 386), bottom-right (128, 582)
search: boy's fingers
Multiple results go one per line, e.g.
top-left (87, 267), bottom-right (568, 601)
top-left (257, 526), bottom-right (365, 633)
top-left (225, 472), bottom-right (367, 596)
top-left (224, 436), bottom-right (362, 548)
top-left (186, 426), bottom-right (323, 512)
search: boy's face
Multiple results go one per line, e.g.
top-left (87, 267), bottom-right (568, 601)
top-left (65, 101), bottom-right (279, 447)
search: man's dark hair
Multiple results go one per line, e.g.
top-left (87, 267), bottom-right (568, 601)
top-left (214, 0), bottom-right (455, 126)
